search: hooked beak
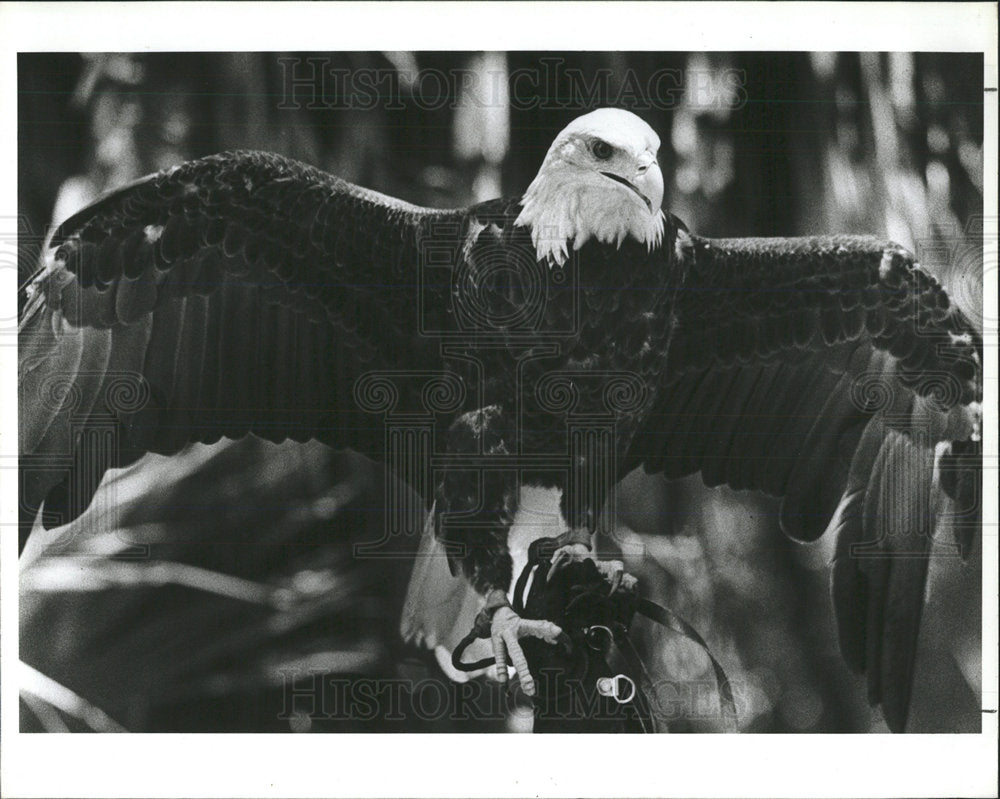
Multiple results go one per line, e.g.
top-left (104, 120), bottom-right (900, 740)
top-left (599, 155), bottom-right (663, 215)
top-left (599, 171), bottom-right (653, 212)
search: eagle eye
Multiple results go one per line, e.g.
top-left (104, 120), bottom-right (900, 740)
top-left (591, 139), bottom-right (613, 160)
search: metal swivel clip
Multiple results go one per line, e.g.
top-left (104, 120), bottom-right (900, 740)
top-left (595, 673), bottom-right (637, 704)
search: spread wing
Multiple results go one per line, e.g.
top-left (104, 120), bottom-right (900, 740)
top-left (633, 231), bottom-right (982, 731)
top-left (20, 151), bottom-right (466, 534)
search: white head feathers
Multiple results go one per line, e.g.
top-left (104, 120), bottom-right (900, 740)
top-left (514, 108), bottom-right (666, 266)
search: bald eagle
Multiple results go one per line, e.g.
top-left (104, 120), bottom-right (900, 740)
top-left (19, 109), bottom-right (981, 732)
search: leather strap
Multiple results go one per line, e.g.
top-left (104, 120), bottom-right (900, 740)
top-left (637, 598), bottom-right (739, 733)
top-left (607, 627), bottom-right (660, 733)
top-left (450, 539), bottom-right (738, 734)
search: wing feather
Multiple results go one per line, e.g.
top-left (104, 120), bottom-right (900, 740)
top-left (699, 364), bottom-right (767, 487)
top-left (20, 151), bottom-right (466, 532)
top-left (637, 233), bottom-right (981, 731)
top-left (166, 294), bottom-right (210, 453)
top-left (780, 360), bottom-right (866, 540)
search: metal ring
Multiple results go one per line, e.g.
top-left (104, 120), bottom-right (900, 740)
top-left (584, 625), bottom-right (614, 650)
top-left (596, 674), bottom-right (637, 704)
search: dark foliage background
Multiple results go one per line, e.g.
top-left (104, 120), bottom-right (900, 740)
top-left (18, 51), bottom-right (983, 733)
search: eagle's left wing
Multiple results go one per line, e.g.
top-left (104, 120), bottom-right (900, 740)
top-left (631, 231), bottom-right (981, 732)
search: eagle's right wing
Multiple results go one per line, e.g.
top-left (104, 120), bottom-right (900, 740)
top-left (20, 151), bottom-right (465, 534)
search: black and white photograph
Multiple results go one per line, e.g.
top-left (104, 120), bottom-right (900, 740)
top-left (1, 3), bottom-right (996, 798)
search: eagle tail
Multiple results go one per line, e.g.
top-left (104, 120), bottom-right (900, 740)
top-left (399, 509), bottom-right (487, 679)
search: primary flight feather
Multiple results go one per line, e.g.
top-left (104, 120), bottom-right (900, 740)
top-left (19, 109), bottom-right (981, 731)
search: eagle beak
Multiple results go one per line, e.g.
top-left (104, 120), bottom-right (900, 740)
top-left (600, 155), bottom-right (663, 215)
top-left (599, 171), bottom-right (653, 212)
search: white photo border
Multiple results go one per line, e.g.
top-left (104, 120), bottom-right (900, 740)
top-left (1, 3), bottom-right (996, 798)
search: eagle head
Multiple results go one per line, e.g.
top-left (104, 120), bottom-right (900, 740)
top-left (514, 108), bottom-right (665, 266)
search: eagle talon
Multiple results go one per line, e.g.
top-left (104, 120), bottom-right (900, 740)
top-left (550, 545), bottom-right (638, 592)
top-left (550, 542), bottom-right (592, 572)
top-left (592, 559), bottom-right (637, 592)
top-left (489, 606), bottom-right (562, 697)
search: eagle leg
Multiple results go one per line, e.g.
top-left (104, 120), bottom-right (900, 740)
top-left (435, 405), bottom-right (576, 695)
top-left (553, 471), bottom-right (638, 588)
